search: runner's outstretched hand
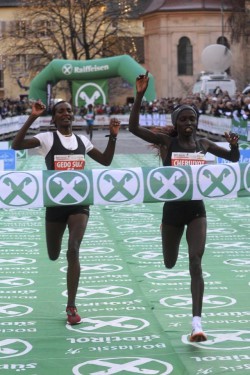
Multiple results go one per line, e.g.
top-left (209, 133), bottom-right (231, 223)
top-left (136, 71), bottom-right (149, 95)
top-left (30, 100), bottom-right (46, 117)
top-left (109, 118), bottom-right (120, 137)
top-left (224, 132), bottom-right (239, 147)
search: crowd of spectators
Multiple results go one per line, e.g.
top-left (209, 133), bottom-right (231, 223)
top-left (131, 89), bottom-right (250, 121)
top-left (0, 97), bottom-right (31, 119)
top-left (1, 88), bottom-right (250, 121)
top-left (77, 103), bottom-right (132, 117)
top-left (77, 89), bottom-right (250, 122)
top-left (193, 89), bottom-right (250, 121)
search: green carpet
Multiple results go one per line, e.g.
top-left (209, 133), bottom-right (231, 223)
top-left (0, 154), bottom-right (249, 374)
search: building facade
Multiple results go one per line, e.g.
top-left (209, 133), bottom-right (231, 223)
top-left (0, 0), bottom-right (249, 101)
top-left (0, 0), bottom-right (147, 102)
top-left (142, 0), bottom-right (249, 98)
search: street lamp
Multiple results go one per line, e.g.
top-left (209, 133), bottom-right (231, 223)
top-left (0, 55), bottom-right (6, 90)
top-left (221, 0), bottom-right (225, 38)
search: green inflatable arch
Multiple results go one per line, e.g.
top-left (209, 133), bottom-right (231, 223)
top-left (28, 55), bottom-right (156, 104)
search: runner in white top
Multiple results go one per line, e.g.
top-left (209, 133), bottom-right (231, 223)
top-left (12, 100), bottom-right (120, 325)
top-left (34, 130), bottom-right (93, 156)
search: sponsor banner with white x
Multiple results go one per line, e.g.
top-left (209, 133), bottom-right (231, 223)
top-left (1, 152), bottom-right (250, 374)
top-left (0, 163), bottom-right (249, 208)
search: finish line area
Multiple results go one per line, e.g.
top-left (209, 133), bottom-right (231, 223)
top-left (0, 153), bottom-right (250, 375)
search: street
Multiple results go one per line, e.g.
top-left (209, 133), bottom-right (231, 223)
top-left (81, 127), bottom-right (153, 154)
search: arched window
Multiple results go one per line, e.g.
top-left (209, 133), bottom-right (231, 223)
top-left (178, 37), bottom-right (193, 75)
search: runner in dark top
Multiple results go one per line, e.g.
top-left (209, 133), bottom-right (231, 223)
top-left (12, 100), bottom-right (120, 325)
top-left (129, 72), bottom-right (239, 342)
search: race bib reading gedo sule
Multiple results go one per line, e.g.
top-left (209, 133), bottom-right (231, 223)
top-left (54, 154), bottom-right (85, 170)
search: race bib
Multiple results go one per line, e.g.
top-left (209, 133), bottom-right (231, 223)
top-left (171, 152), bottom-right (206, 166)
top-left (54, 154), bottom-right (85, 170)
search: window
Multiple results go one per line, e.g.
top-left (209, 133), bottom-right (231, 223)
top-left (10, 20), bottom-right (30, 38)
top-left (105, 0), bottom-right (142, 18)
top-left (34, 20), bottom-right (51, 38)
top-left (178, 37), bottom-right (193, 75)
top-left (0, 70), bottom-right (3, 89)
top-left (9, 55), bottom-right (29, 77)
top-left (0, 21), bottom-right (7, 38)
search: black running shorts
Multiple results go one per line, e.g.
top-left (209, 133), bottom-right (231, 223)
top-left (46, 205), bottom-right (90, 223)
top-left (162, 200), bottom-right (206, 227)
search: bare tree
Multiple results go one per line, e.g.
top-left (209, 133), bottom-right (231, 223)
top-left (226, 0), bottom-right (250, 43)
top-left (1, 0), bottom-right (147, 75)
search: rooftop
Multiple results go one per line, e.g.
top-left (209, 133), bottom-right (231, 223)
top-left (143, 0), bottom-right (245, 15)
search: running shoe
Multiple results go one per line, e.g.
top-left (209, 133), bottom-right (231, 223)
top-left (189, 326), bottom-right (207, 342)
top-left (66, 306), bottom-right (81, 325)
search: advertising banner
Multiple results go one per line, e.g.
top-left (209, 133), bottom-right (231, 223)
top-left (0, 163), bottom-right (249, 208)
top-left (231, 118), bottom-right (248, 141)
